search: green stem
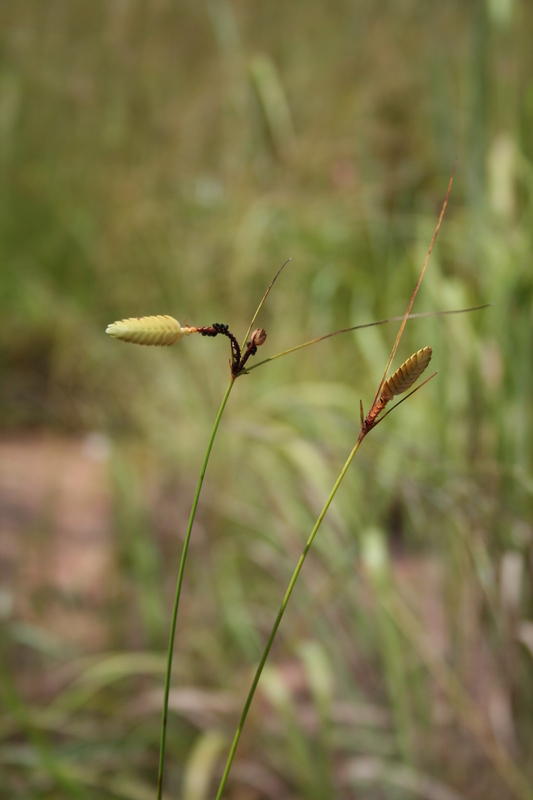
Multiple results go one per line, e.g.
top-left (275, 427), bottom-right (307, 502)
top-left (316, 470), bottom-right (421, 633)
top-left (157, 378), bottom-right (235, 800)
top-left (215, 431), bottom-right (365, 800)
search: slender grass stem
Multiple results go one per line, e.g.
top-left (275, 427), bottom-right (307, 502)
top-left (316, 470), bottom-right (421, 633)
top-left (245, 304), bottom-right (491, 374)
top-left (215, 431), bottom-right (365, 800)
top-left (241, 258), bottom-right (291, 347)
top-left (370, 161), bottom-right (455, 411)
top-left (156, 259), bottom-right (289, 798)
top-left (157, 378), bottom-right (234, 800)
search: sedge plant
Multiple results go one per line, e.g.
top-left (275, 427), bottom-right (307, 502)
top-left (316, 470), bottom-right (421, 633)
top-left (213, 164), bottom-right (458, 799)
top-left (106, 164), bottom-right (490, 799)
top-left (106, 262), bottom-right (286, 800)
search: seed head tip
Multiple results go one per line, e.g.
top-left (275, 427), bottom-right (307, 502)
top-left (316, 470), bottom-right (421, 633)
top-left (105, 314), bottom-right (186, 346)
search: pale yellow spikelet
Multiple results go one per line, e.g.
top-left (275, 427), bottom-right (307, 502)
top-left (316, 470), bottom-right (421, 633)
top-left (105, 315), bottom-right (193, 346)
top-left (381, 346), bottom-right (432, 400)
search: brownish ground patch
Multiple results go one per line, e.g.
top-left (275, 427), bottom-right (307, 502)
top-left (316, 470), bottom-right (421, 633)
top-left (0, 432), bottom-right (113, 650)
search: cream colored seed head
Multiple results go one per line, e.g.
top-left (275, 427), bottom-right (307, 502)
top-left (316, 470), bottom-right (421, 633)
top-left (105, 315), bottom-right (194, 346)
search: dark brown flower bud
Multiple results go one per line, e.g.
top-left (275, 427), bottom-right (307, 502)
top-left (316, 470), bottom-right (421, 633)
top-left (250, 328), bottom-right (267, 348)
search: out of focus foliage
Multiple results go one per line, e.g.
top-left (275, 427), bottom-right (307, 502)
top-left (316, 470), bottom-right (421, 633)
top-left (1, 1), bottom-right (533, 799)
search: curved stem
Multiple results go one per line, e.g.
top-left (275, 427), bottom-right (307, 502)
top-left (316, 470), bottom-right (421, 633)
top-left (215, 431), bottom-right (365, 800)
top-left (157, 378), bottom-right (235, 800)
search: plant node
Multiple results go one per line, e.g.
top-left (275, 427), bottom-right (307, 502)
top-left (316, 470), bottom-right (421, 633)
top-left (233, 328), bottom-right (268, 376)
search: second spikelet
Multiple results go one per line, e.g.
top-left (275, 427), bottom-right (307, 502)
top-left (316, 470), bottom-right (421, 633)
top-left (381, 346), bottom-right (432, 401)
top-left (105, 315), bottom-right (193, 346)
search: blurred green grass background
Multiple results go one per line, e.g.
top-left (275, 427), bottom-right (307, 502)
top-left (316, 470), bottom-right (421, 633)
top-left (1, 1), bottom-right (533, 798)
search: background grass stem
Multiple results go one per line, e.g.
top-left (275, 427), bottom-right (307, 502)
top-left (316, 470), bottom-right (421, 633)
top-left (380, 591), bottom-right (533, 800)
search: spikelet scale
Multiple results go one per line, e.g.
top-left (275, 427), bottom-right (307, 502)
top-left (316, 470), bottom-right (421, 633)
top-left (106, 315), bottom-right (188, 346)
top-left (381, 346), bottom-right (432, 400)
